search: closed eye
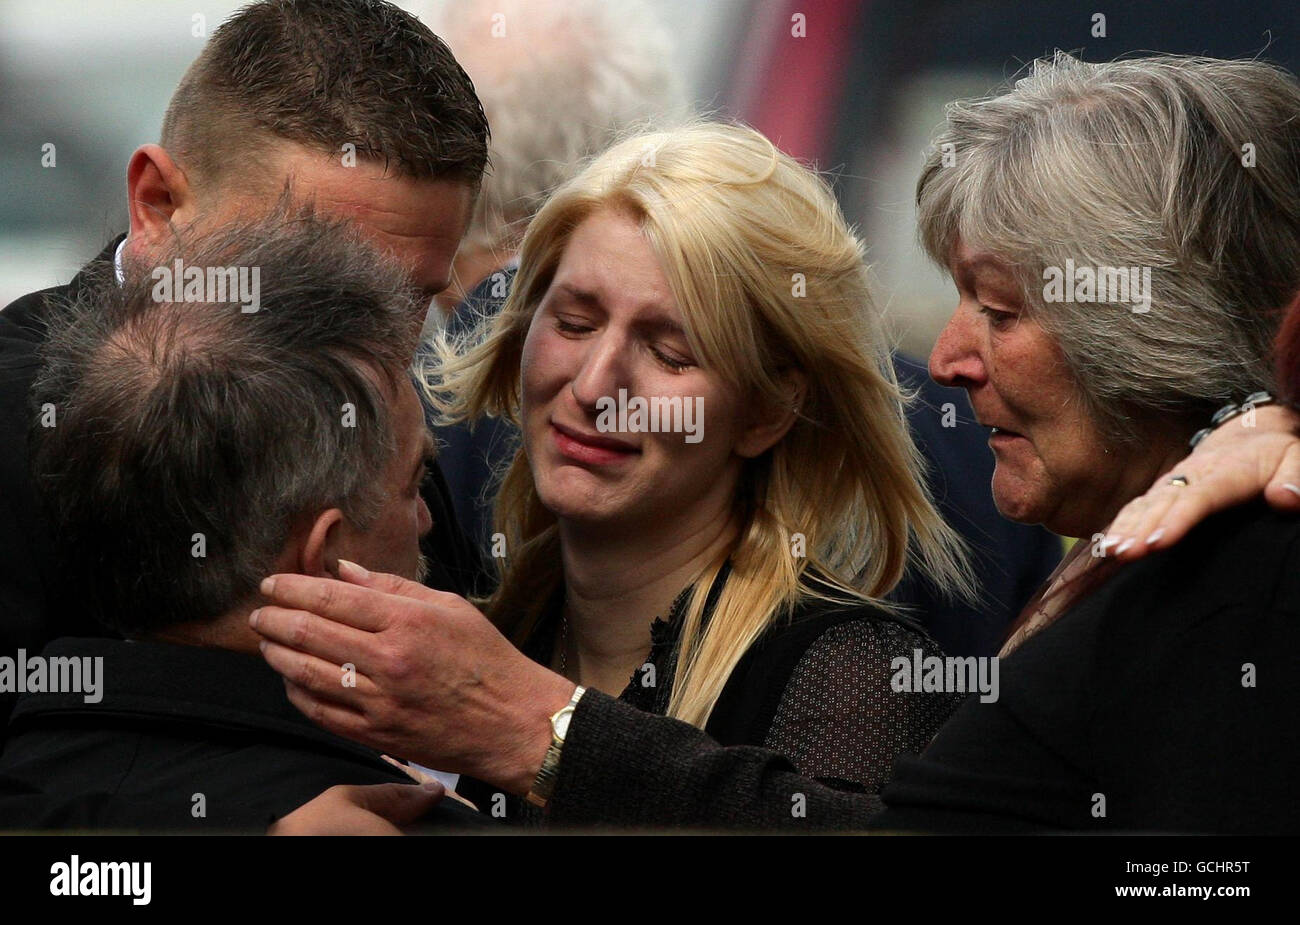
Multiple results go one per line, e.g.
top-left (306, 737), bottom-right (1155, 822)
top-left (650, 344), bottom-right (694, 372)
top-left (979, 305), bottom-right (1018, 330)
top-left (555, 316), bottom-right (594, 335)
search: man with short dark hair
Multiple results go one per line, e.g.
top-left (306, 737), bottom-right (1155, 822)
top-left (0, 214), bottom-right (481, 830)
top-left (0, 0), bottom-right (491, 736)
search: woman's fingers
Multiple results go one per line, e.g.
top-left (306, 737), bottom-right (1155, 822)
top-left (280, 678), bottom-right (381, 746)
top-left (1104, 430), bottom-right (1300, 562)
top-left (257, 572), bottom-right (418, 633)
top-left (251, 604), bottom-right (380, 672)
top-left (337, 558), bottom-right (454, 604)
top-left (1099, 491), bottom-right (1157, 557)
top-left (254, 562), bottom-right (572, 785)
top-left (1104, 471), bottom-right (1233, 561)
top-left (1263, 443), bottom-right (1300, 508)
top-left (259, 637), bottom-right (381, 708)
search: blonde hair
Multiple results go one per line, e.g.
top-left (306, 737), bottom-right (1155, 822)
top-left (429, 122), bottom-right (970, 727)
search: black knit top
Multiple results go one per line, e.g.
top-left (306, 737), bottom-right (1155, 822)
top-left (459, 565), bottom-right (960, 826)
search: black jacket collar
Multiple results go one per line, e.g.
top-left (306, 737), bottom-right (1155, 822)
top-left (1, 235), bottom-right (123, 340)
top-left (9, 636), bottom-right (389, 768)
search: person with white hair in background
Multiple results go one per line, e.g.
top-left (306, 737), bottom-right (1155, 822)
top-left (424, 0), bottom-right (691, 314)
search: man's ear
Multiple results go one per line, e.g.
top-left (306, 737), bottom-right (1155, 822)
top-left (299, 508), bottom-right (347, 578)
top-left (734, 369), bottom-right (807, 459)
top-left (125, 144), bottom-right (197, 252)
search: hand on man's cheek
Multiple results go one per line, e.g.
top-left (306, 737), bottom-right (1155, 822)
top-left (250, 561), bottom-right (576, 794)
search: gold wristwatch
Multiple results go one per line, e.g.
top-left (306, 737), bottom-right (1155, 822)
top-left (526, 685), bottom-right (587, 808)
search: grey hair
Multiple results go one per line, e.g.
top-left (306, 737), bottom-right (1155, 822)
top-left (432, 0), bottom-right (691, 255)
top-left (32, 210), bottom-right (421, 634)
top-left (917, 51), bottom-right (1300, 442)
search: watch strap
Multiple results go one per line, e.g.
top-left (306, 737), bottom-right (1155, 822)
top-left (525, 685), bottom-right (587, 808)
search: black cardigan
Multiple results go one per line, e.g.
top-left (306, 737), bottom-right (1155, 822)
top-left (544, 503), bottom-right (1300, 833)
top-left (873, 500), bottom-right (1300, 834)
top-left (461, 568), bottom-right (961, 825)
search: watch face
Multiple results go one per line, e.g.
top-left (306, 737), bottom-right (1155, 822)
top-left (553, 705), bottom-right (575, 740)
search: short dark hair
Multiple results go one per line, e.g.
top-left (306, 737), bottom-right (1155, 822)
top-left (32, 210), bottom-right (420, 634)
top-left (161, 0), bottom-right (489, 188)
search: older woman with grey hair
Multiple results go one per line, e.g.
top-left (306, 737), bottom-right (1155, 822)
top-left (919, 51), bottom-right (1300, 653)
top-left (858, 52), bottom-right (1300, 832)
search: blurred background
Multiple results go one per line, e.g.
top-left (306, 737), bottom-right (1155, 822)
top-left (4, 0), bottom-right (1300, 358)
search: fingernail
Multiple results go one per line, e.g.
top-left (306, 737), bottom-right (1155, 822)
top-left (1099, 535), bottom-right (1121, 551)
top-left (260, 576), bottom-right (277, 596)
top-left (258, 640), bottom-right (267, 654)
top-left (249, 608), bottom-right (260, 628)
top-left (1145, 527), bottom-right (1166, 545)
top-left (1284, 483), bottom-right (1300, 498)
top-left (421, 780), bottom-right (443, 793)
top-left (338, 559), bottom-right (370, 581)
top-left (1115, 537), bottom-right (1135, 555)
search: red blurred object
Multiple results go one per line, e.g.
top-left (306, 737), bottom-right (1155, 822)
top-left (732, 0), bottom-right (862, 164)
